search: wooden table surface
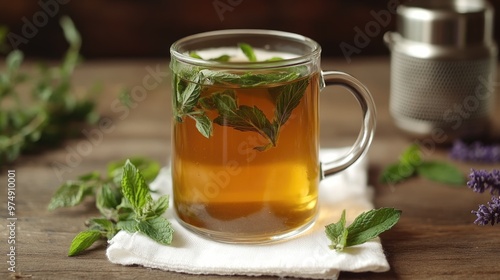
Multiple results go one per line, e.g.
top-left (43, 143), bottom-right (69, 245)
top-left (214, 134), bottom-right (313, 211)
top-left (2, 57), bottom-right (500, 279)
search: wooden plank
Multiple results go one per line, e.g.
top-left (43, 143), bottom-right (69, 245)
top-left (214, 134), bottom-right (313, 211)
top-left (1, 57), bottom-right (500, 279)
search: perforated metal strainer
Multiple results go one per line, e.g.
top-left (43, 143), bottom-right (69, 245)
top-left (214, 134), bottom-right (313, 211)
top-left (384, 0), bottom-right (497, 141)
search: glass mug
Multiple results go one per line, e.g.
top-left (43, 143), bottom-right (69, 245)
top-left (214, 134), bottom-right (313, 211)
top-left (169, 30), bottom-right (376, 243)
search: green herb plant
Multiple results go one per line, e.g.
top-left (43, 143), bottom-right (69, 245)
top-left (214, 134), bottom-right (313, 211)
top-left (51, 157), bottom-right (401, 254)
top-left (380, 144), bottom-right (465, 185)
top-left (0, 16), bottom-right (98, 165)
top-left (48, 158), bottom-right (173, 256)
top-left (173, 43), bottom-right (308, 151)
top-left (325, 208), bottom-right (401, 251)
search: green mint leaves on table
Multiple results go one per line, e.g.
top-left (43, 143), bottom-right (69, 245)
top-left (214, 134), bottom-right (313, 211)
top-left (0, 16), bottom-right (99, 164)
top-left (173, 43), bottom-right (307, 151)
top-left (48, 158), bottom-right (173, 257)
top-left (380, 144), bottom-right (465, 186)
top-left (325, 208), bottom-right (401, 251)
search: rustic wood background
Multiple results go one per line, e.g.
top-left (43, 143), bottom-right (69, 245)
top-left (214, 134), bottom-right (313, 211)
top-left (1, 0), bottom-right (500, 59)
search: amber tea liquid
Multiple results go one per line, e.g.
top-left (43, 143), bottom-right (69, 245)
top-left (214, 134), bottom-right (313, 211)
top-left (172, 72), bottom-right (320, 242)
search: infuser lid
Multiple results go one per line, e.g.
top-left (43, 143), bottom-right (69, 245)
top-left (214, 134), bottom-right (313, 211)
top-left (396, 0), bottom-right (494, 46)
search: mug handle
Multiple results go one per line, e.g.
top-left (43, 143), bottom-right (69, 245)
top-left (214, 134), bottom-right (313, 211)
top-left (320, 71), bottom-right (377, 178)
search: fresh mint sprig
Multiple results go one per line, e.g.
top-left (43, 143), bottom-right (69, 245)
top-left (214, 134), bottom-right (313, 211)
top-left (380, 144), bottom-right (465, 185)
top-left (325, 208), bottom-right (401, 251)
top-left (48, 158), bottom-right (173, 256)
top-left (116, 160), bottom-right (173, 245)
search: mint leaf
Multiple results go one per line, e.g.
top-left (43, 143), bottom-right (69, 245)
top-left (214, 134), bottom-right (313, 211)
top-left (400, 144), bottom-right (421, 167)
top-left (68, 230), bottom-right (102, 256)
top-left (189, 52), bottom-right (230, 62)
top-left (121, 160), bottom-right (152, 212)
top-left (147, 195), bottom-right (170, 218)
top-left (211, 91), bottom-right (277, 149)
top-left (77, 171), bottom-right (101, 182)
top-left (239, 43), bottom-right (257, 62)
top-left (188, 112), bottom-right (213, 138)
top-left (199, 69), bottom-right (301, 87)
top-left (96, 184), bottom-right (119, 209)
top-left (346, 208), bottom-right (401, 247)
top-left (417, 161), bottom-right (465, 185)
top-left (96, 184), bottom-right (121, 219)
top-left (48, 182), bottom-right (94, 210)
top-left (215, 105), bottom-right (276, 148)
top-left (87, 218), bottom-right (117, 239)
top-left (88, 218), bottom-right (114, 231)
top-left (176, 73), bottom-right (201, 115)
top-left (210, 90), bottom-right (237, 112)
top-left (6, 50), bottom-right (23, 74)
top-left (189, 52), bottom-right (203, 59)
top-left (380, 144), bottom-right (463, 186)
top-left (274, 78), bottom-right (308, 127)
top-left (325, 210), bottom-right (348, 251)
top-left (108, 157), bottom-right (160, 185)
top-left (117, 219), bottom-right (139, 233)
top-left (326, 208), bottom-right (401, 251)
top-left (137, 216), bottom-right (174, 245)
top-left (60, 16), bottom-right (81, 49)
top-left (379, 162), bottom-right (416, 184)
top-left (210, 55), bottom-right (231, 62)
top-left (265, 57), bottom-right (284, 61)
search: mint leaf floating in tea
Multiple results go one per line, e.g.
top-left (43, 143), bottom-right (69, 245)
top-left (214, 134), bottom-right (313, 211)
top-left (274, 78), bottom-right (308, 128)
top-left (189, 51), bottom-right (230, 62)
top-left (189, 113), bottom-right (213, 138)
top-left (172, 72), bottom-right (213, 137)
top-left (176, 73), bottom-right (202, 115)
top-left (210, 90), bottom-right (277, 150)
top-left (325, 208), bottom-right (401, 252)
top-left (189, 52), bottom-right (203, 59)
top-left (171, 42), bottom-right (308, 150)
top-left (238, 42), bottom-right (257, 62)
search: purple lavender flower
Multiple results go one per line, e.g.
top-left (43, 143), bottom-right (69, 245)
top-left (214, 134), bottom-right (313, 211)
top-left (450, 140), bottom-right (500, 163)
top-left (472, 196), bottom-right (500, 225)
top-left (468, 169), bottom-right (492, 193)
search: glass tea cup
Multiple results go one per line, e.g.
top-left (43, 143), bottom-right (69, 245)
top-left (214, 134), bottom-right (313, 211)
top-left (169, 30), bottom-right (376, 243)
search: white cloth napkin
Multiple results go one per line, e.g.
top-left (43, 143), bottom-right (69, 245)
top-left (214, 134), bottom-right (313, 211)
top-left (106, 149), bottom-right (390, 279)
